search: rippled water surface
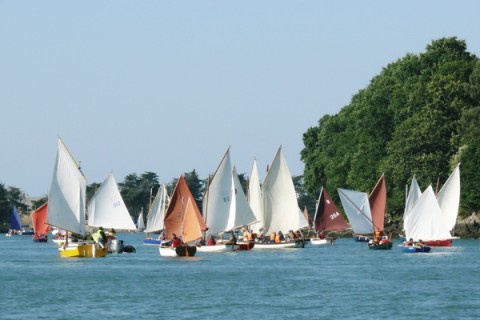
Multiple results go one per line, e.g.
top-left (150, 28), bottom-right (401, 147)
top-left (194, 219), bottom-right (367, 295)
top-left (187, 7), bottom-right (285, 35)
top-left (1, 234), bottom-right (479, 319)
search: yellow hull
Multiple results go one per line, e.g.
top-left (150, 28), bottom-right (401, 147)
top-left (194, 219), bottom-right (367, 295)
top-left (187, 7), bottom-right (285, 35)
top-left (59, 243), bottom-right (108, 258)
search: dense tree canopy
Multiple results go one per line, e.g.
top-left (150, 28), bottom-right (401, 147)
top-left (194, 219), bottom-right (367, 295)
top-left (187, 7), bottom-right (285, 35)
top-left (301, 37), bottom-right (480, 221)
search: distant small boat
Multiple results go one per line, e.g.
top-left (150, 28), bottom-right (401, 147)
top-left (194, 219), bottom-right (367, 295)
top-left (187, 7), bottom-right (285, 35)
top-left (143, 184), bottom-right (169, 246)
top-left (402, 244), bottom-right (431, 253)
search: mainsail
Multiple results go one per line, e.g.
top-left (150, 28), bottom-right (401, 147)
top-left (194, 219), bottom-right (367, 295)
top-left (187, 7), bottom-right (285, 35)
top-left (10, 207), bottom-right (22, 231)
top-left (31, 202), bottom-right (49, 235)
top-left (163, 176), bottom-right (207, 240)
top-left (248, 159), bottom-right (264, 234)
top-left (404, 185), bottom-right (452, 241)
top-left (203, 148), bottom-right (234, 236)
top-left (369, 174), bottom-right (386, 232)
top-left (227, 166), bottom-right (257, 231)
top-left (338, 188), bottom-right (373, 235)
top-left (144, 184), bottom-right (169, 233)
top-left (314, 187), bottom-right (349, 233)
top-left (262, 146), bottom-right (308, 235)
top-left (87, 173), bottom-right (137, 231)
top-left (436, 164), bottom-right (460, 233)
top-left (47, 138), bottom-right (87, 236)
top-left (404, 176), bottom-right (422, 219)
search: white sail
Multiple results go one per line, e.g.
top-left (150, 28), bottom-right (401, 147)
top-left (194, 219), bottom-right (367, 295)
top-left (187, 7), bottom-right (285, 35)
top-left (87, 173), bottom-right (137, 231)
top-left (47, 138), bottom-right (87, 236)
top-left (404, 176), bottom-right (422, 218)
top-left (137, 210), bottom-right (145, 232)
top-left (226, 166), bottom-right (257, 231)
top-left (203, 148), bottom-right (234, 237)
top-left (404, 185), bottom-right (452, 241)
top-left (338, 188), bottom-right (373, 235)
top-left (262, 146), bottom-right (308, 235)
top-left (248, 159), bottom-right (264, 234)
top-left (436, 164), bottom-right (460, 232)
top-left (144, 184), bottom-right (169, 233)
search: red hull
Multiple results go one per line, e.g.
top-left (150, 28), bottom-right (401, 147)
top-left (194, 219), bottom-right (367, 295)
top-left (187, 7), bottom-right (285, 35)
top-left (423, 239), bottom-right (452, 247)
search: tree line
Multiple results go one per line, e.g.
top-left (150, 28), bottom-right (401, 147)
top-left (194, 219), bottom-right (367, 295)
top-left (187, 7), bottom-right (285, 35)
top-left (301, 37), bottom-right (480, 224)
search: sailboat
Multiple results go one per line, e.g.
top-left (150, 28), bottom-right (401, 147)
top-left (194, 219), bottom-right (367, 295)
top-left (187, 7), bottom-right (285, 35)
top-left (47, 137), bottom-right (107, 258)
top-left (255, 146), bottom-right (309, 249)
top-left (31, 202), bottom-right (49, 242)
top-left (87, 172), bottom-right (137, 253)
top-left (403, 165), bottom-right (460, 247)
top-left (143, 184), bottom-right (169, 245)
top-left (310, 187), bottom-right (350, 245)
top-left (6, 207), bottom-right (22, 236)
top-left (338, 175), bottom-right (392, 249)
top-left (159, 176), bottom-right (208, 257)
top-left (199, 148), bottom-right (256, 252)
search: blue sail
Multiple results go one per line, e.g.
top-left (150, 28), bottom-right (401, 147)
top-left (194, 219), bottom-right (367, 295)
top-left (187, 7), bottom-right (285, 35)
top-left (10, 207), bottom-right (22, 231)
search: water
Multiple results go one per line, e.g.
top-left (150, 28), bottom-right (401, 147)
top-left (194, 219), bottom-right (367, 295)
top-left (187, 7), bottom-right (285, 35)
top-left (1, 234), bottom-right (479, 319)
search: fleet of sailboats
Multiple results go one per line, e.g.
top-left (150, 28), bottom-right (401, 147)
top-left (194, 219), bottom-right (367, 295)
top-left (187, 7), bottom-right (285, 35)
top-left (19, 139), bottom-right (465, 258)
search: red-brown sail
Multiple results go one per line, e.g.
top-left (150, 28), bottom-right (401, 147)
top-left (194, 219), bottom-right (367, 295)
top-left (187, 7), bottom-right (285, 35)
top-left (314, 188), bottom-right (349, 233)
top-left (369, 175), bottom-right (386, 232)
top-left (31, 202), bottom-right (49, 235)
top-left (163, 176), bottom-right (207, 240)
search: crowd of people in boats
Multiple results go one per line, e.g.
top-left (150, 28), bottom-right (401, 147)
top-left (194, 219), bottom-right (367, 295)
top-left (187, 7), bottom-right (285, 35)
top-left (155, 228), bottom-right (306, 249)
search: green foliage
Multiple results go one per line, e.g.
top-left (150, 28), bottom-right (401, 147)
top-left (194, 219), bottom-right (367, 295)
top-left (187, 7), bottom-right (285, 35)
top-left (302, 37), bottom-right (480, 219)
top-left (119, 172), bottom-right (160, 221)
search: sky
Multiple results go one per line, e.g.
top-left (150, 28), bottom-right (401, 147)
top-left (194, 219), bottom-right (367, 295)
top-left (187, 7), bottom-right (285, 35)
top-left (1, 1), bottom-right (480, 197)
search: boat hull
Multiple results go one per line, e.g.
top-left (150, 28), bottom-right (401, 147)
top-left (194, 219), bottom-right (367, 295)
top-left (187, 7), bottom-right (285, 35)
top-left (159, 245), bottom-right (197, 257)
top-left (310, 238), bottom-right (332, 245)
top-left (143, 238), bottom-right (162, 246)
top-left (368, 241), bottom-right (393, 250)
top-left (402, 245), bottom-right (431, 253)
top-left (423, 239), bottom-right (452, 247)
top-left (59, 243), bottom-right (108, 258)
top-left (254, 239), bottom-right (305, 249)
top-left (354, 235), bottom-right (371, 242)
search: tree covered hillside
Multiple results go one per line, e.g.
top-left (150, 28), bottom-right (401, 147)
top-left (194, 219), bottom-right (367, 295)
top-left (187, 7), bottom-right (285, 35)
top-left (301, 37), bottom-right (480, 221)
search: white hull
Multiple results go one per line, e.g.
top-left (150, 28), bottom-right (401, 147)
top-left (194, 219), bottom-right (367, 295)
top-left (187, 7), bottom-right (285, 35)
top-left (254, 241), bottom-right (298, 249)
top-left (159, 246), bottom-right (177, 257)
top-left (196, 244), bottom-right (228, 252)
top-left (310, 238), bottom-right (328, 245)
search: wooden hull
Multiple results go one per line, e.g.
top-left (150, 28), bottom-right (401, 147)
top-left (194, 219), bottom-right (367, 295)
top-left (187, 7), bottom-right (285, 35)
top-left (159, 244), bottom-right (197, 257)
top-left (423, 239), bottom-right (452, 247)
top-left (402, 245), bottom-right (431, 253)
top-left (368, 241), bottom-right (393, 250)
top-left (59, 243), bottom-right (108, 258)
top-left (254, 239), bottom-right (305, 249)
top-left (33, 237), bottom-right (48, 243)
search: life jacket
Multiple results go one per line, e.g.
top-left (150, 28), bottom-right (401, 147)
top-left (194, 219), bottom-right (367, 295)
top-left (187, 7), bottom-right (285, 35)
top-left (275, 235), bottom-right (281, 243)
top-left (172, 237), bottom-right (182, 248)
top-left (270, 233), bottom-right (276, 241)
top-left (248, 232), bottom-right (254, 241)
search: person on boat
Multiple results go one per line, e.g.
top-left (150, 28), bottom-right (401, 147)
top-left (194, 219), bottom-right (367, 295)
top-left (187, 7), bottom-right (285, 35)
top-left (247, 231), bottom-right (255, 242)
top-left (415, 239), bottom-right (425, 249)
top-left (107, 228), bottom-right (117, 240)
top-left (289, 230), bottom-right (297, 240)
top-left (270, 232), bottom-right (276, 243)
top-left (275, 231), bottom-right (284, 243)
top-left (171, 233), bottom-right (183, 248)
top-left (405, 238), bottom-right (414, 246)
top-left (84, 232), bottom-right (93, 241)
top-left (93, 227), bottom-right (107, 247)
top-left (207, 235), bottom-right (216, 246)
top-left (226, 232), bottom-right (237, 245)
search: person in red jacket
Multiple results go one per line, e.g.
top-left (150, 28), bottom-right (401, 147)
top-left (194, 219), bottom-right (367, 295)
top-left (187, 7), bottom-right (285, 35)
top-left (171, 233), bottom-right (183, 248)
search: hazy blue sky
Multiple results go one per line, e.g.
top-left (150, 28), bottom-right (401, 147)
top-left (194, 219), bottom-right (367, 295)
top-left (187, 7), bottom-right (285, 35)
top-left (1, 1), bottom-right (479, 196)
